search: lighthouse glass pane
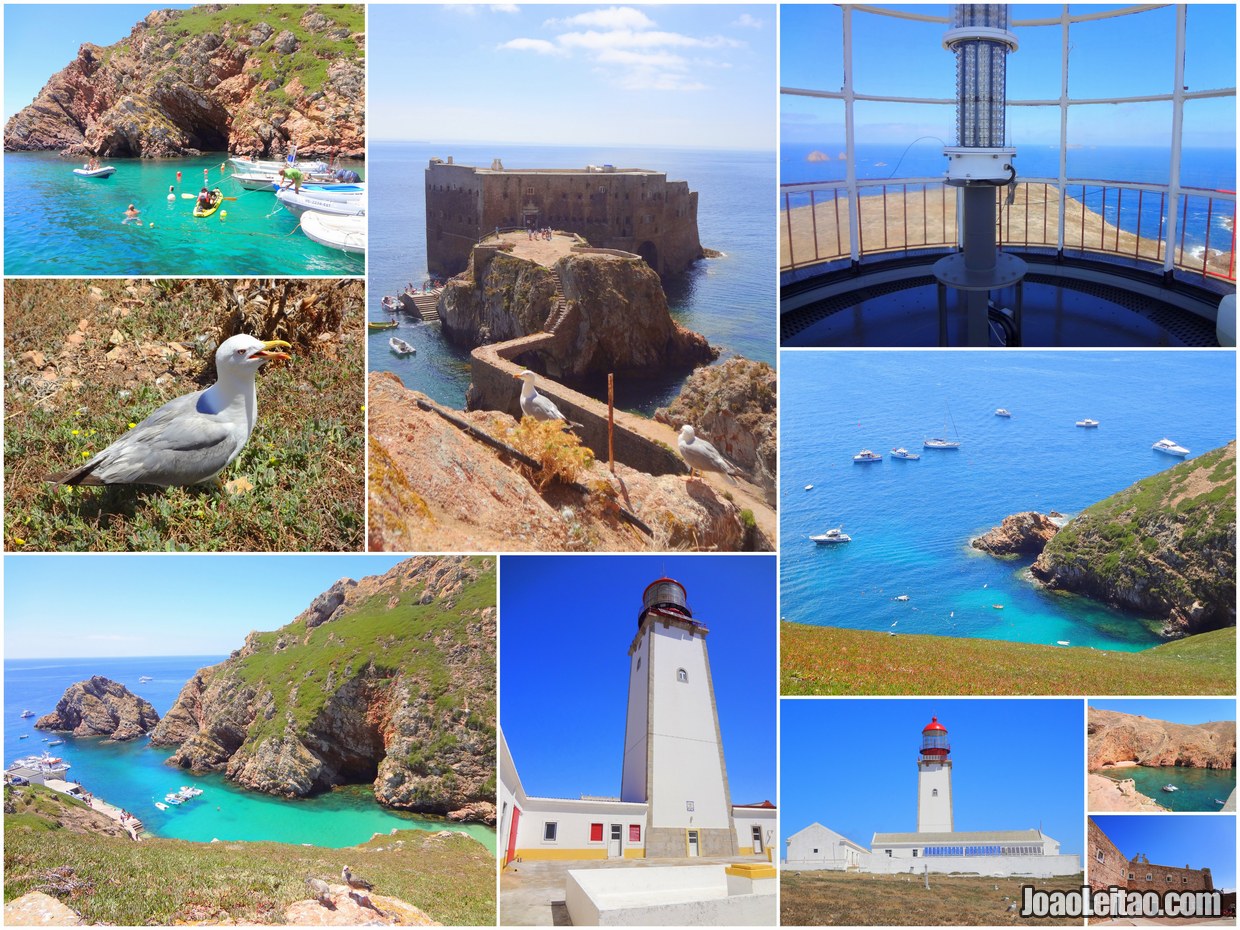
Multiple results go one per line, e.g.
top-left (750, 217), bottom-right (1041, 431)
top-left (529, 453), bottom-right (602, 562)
top-left (1066, 102), bottom-right (1173, 183)
top-left (1183, 5), bottom-right (1236, 91)
top-left (853, 13), bottom-right (953, 99)
top-left (780, 5), bottom-right (843, 91)
top-left (1068, 8), bottom-right (1175, 99)
top-left (1181, 100), bottom-right (1239, 188)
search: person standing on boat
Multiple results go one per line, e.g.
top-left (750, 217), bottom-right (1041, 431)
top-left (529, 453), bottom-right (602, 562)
top-left (277, 167), bottom-right (304, 193)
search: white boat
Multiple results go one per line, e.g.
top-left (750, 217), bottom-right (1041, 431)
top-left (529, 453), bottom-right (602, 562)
top-left (1075, 419), bottom-right (1100, 428)
top-left (894, 595), bottom-right (909, 602)
top-left (290, 182), bottom-right (366, 197)
top-left (1152, 437), bottom-right (1189, 457)
top-left (20, 710), bottom-right (34, 718)
top-left (48, 740), bottom-right (65, 747)
top-left (995, 408), bottom-right (1011, 417)
top-left (810, 528), bottom-right (851, 544)
top-left (1056, 640), bottom-right (1070, 646)
top-left (300, 211), bottom-right (365, 254)
top-left (179, 786), bottom-right (203, 797)
top-left (923, 438), bottom-right (960, 449)
top-left (853, 449), bottom-right (882, 462)
top-left (138, 676), bottom-right (153, 682)
top-left (804, 484), bottom-right (814, 491)
top-left (229, 155), bottom-right (329, 174)
top-left (276, 188), bottom-right (365, 217)
top-left (73, 165), bottom-right (116, 178)
top-left (18, 734), bottom-right (28, 739)
top-left (389, 336), bottom-right (416, 356)
top-left (890, 447), bottom-right (921, 460)
top-left (154, 801), bottom-right (169, 811)
top-left (1161, 784), bottom-right (1179, 792)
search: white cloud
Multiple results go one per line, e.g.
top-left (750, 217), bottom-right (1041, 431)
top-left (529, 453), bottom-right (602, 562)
top-left (597, 48), bottom-right (689, 70)
top-left (732, 13), bottom-right (763, 30)
top-left (546, 7), bottom-right (656, 31)
top-left (558, 29), bottom-right (742, 52)
top-left (491, 4), bottom-right (520, 13)
top-left (500, 37), bottom-right (567, 56)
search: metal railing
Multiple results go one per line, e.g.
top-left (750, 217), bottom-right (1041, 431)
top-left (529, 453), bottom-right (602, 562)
top-left (780, 178), bottom-right (1237, 284)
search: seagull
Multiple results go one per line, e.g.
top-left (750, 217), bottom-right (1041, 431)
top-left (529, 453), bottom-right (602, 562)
top-left (677, 425), bottom-right (739, 484)
top-left (341, 864), bottom-right (374, 896)
top-left (305, 876), bottom-right (332, 907)
top-left (514, 370), bottom-right (581, 430)
top-left (46, 334), bottom-right (291, 487)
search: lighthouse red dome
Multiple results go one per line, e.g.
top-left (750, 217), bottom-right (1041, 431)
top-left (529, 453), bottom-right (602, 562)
top-left (919, 716), bottom-right (950, 760)
top-left (923, 716), bottom-right (948, 734)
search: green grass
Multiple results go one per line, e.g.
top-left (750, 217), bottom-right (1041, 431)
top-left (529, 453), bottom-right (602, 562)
top-left (5, 785), bottom-right (494, 925)
top-left (781, 623), bottom-right (1236, 695)
top-left (232, 562), bottom-right (496, 750)
top-left (4, 279), bottom-right (364, 552)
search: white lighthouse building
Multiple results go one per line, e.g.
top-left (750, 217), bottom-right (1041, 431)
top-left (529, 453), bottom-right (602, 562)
top-left (621, 578), bottom-right (737, 857)
top-left (916, 716), bottom-right (953, 833)
top-left (499, 576), bottom-right (774, 866)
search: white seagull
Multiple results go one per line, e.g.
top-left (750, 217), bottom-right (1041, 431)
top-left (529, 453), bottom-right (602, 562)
top-left (677, 425), bottom-right (739, 484)
top-left (47, 334), bottom-right (291, 487)
top-left (514, 369), bottom-right (581, 429)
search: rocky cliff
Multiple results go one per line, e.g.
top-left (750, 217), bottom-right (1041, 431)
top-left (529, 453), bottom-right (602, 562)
top-left (35, 676), bottom-right (159, 741)
top-left (1030, 442), bottom-right (1236, 637)
top-left (1088, 707), bottom-right (1236, 770)
top-left (4, 5), bottom-right (363, 158)
top-left (653, 357), bottom-right (777, 504)
top-left (1087, 773), bottom-right (1167, 812)
top-left (972, 511), bottom-right (1062, 557)
top-left (148, 557), bottom-right (496, 822)
top-left (439, 250), bottom-right (715, 382)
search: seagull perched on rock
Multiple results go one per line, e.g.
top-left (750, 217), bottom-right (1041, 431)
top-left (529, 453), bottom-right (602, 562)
top-left (304, 876), bottom-right (333, 907)
top-left (47, 334), bottom-right (292, 487)
top-left (677, 425), bottom-right (739, 484)
top-left (514, 370), bottom-right (581, 430)
top-left (341, 864), bottom-right (374, 896)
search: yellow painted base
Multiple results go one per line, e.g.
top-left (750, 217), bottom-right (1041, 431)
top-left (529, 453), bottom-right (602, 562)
top-left (726, 863), bottom-right (777, 879)
top-left (514, 848), bottom-right (608, 861)
top-left (623, 848), bottom-right (645, 859)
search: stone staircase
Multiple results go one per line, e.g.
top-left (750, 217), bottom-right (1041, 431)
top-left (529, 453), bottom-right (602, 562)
top-left (399, 290), bottom-right (442, 322)
top-left (544, 270), bottom-right (571, 334)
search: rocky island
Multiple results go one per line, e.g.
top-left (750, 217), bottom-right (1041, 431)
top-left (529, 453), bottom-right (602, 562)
top-left (4, 5), bottom-right (364, 158)
top-left (148, 556), bottom-right (496, 824)
top-left (35, 676), bottom-right (159, 742)
top-left (971, 511), bottom-right (1061, 556)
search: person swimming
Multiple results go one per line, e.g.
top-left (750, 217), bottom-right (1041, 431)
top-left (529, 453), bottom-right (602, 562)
top-left (123, 203), bottom-right (141, 225)
top-left (167, 185), bottom-right (176, 202)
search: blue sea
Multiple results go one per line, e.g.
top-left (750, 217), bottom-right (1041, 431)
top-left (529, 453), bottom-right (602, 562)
top-left (780, 142), bottom-right (1236, 257)
top-left (1097, 765), bottom-right (1236, 813)
top-left (3, 152), bottom-right (364, 276)
top-left (368, 142), bottom-right (776, 413)
top-left (780, 351), bottom-right (1237, 652)
top-left (4, 657), bottom-right (496, 852)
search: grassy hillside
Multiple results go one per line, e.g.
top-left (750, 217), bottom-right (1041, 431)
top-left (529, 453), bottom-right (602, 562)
top-left (782, 623), bottom-right (1235, 696)
top-left (234, 560), bottom-right (496, 751)
top-left (4, 784), bottom-right (494, 925)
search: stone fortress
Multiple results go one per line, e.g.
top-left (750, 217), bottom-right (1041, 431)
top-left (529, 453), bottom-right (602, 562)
top-left (425, 158), bottom-right (704, 278)
top-left (1087, 818), bottom-right (1215, 892)
top-left (785, 715), bottom-right (1081, 878)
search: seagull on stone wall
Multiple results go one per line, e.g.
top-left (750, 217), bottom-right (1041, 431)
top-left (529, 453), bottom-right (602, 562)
top-left (515, 370), bottom-right (582, 430)
top-left (677, 425), bottom-right (739, 484)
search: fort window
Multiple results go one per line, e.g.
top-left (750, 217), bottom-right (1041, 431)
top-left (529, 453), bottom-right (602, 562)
top-left (525, 186), bottom-right (535, 195)
top-left (544, 822), bottom-right (558, 842)
top-left (598, 186), bottom-right (607, 194)
top-left (1166, 876), bottom-right (1173, 883)
top-left (1147, 874), bottom-right (1153, 881)
top-left (1096, 850), bottom-right (1105, 862)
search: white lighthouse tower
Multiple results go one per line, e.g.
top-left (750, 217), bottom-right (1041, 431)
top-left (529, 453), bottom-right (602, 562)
top-left (916, 716), bottom-right (954, 833)
top-left (620, 578), bottom-right (737, 857)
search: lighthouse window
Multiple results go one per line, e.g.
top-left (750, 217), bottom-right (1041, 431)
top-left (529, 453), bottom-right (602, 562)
top-left (543, 822), bottom-right (558, 842)
top-left (931, 789), bottom-right (938, 797)
top-left (686, 800), bottom-right (695, 812)
top-left (677, 668), bottom-right (688, 683)
top-left (636, 657), bottom-right (641, 671)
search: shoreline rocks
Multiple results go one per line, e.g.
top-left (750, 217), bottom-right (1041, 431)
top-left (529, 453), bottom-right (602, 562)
top-left (972, 511), bottom-right (1061, 557)
top-left (1087, 773), bottom-right (1167, 813)
top-left (1088, 707), bottom-right (1236, 770)
top-left (35, 675), bottom-right (159, 742)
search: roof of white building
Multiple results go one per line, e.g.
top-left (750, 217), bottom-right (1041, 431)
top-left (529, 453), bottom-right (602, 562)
top-left (788, 822), bottom-right (869, 852)
top-left (873, 829), bottom-right (1046, 845)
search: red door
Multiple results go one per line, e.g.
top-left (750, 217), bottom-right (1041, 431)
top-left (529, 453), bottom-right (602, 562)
top-left (505, 807), bottom-right (521, 866)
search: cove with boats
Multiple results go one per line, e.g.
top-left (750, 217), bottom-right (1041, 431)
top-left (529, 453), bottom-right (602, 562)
top-left (1096, 764), bottom-right (1236, 813)
top-left (781, 351), bottom-right (1236, 653)
top-left (5, 656), bottom-right (497, 852)
top-left (3, 152), bottom-right (364, 276)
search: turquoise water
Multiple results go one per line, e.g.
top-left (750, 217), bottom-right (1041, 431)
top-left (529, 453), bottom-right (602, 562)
top-left (368, 142), bottom-right (776, 413)
top-left (1097, 765), bottom-right (1236, 813)
top-left (5, 657), bottom-right (496, 853)
top-left (3, 152), bottom-right (364, 276)
top-left (781, 351), bottom-right (1237, 652)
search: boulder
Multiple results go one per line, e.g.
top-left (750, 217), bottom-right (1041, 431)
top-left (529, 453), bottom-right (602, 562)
top-left (35, 676), bottom-right (159, 741)
top-left (4, 892), bottom-right (81, 926)
top-left (971, 511), bottom-right (1060, 557)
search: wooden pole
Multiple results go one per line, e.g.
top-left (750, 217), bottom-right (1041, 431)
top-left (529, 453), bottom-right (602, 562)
top-left (607, 373), bottom-right (615, 474)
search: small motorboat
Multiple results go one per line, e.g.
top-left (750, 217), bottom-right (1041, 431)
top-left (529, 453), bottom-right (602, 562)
top-left (275, 188), bottom-right (366, 217)
top-left (380, 295), bottom-right (401, 313)
top-left (992, 604), bottom-right (1004, 610)
top-left (48, 740), bottom-right (65, 747)
top-left (1152, 438), bottom-right (1190, 457)
top-left (139, 676), bottom-right (153, 682)
top-left (1056, 640), bottom-right (1070, 646)
top-left (179, 786), bottom-right (203, 797)
top-left (995, 408), bottom-right (1012, 417)
top-left (1161, 784), bottom-right (1179, 792)
top-left (894, 595), bottom-right (910, 602)
top-left (19, 735), bottom-right (29, 739)
top-left (300, 210), bottom-right (365, 254)
top-left (804, 484), bottom-right (813, 491)
top-left (923, 438), bottom-right (960, 449)
top-left (154, 801), bottom-right (169, 811)
top-left (20, 710), bottom-right (35, 718)
top-left (389, 336), bottom-right (416, 356)
top-left (1075, 419), bottom-right (1100, 428)
top-left (368, 320), bottom-right (398, 331)
top-left (853, 449), bottom-right (882, 463)
top-left (890, 447), bottom-right (920, 460)
top-left (810, 528), bottom-right (851, 545)
top-left (73, 165), bottom-right (116, 178)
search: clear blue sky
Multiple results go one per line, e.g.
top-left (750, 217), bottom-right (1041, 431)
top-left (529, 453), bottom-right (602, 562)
top-left (3, 555), bottom-right (410, 658)
top-left (4, 5), bottom-right (193, 122)
top-left (500, 554), bottom-right (776, 805)
top-left (370, 5), bottom-right (774, 150)
top-left (1091, 699), bottom-right (1236, 726)
top-left (1092, 815), bottom-right (1235, 892)
top-left (782, 4), bottom-right (1236, 148)
top-left (782, 699), bottom-right (1084, 855)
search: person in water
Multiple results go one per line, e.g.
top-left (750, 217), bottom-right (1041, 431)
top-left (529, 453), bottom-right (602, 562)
top-left (277, 167), bottom-right (304, 193)
top-left (196, 187), bottom-right (215, 210)
top-left (167, 185), bottom-right (176, 202)
top-left (123, 204), bottom-right (141, 224)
